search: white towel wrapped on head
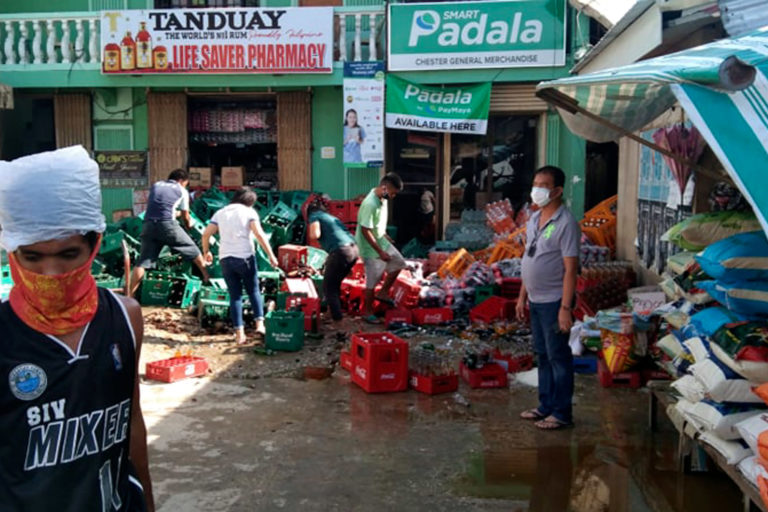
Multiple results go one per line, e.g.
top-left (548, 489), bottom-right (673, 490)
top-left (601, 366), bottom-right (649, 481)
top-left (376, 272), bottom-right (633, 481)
top-left (0, 145), bottom-right (105, 251)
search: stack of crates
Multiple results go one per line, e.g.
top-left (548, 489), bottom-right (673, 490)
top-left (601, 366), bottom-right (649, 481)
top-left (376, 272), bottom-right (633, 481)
top-left (197, 284), bottom-right (255, 328)
top-left (99, 230), bottom-right (140, 276)
top-left (140, 271), bottom-right (202, 309)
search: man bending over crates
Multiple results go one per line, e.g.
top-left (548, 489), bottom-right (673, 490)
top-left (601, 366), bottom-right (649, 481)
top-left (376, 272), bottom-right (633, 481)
top-left (356, 172), bottom-right (406, 324)
top-left (130, 168), bottom-right (210, 298)
top-left (0, 146), bottom-right (154, 511)
top-left (516, 166), bottom-right (580, 431)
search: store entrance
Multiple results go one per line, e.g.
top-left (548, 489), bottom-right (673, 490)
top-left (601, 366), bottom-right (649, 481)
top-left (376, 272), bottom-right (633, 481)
top-left (449, 115), bottom-right (538, 221)
top-left (387, 129), bottom-right (441, 246)
top-left (187, 95), bottom-right (277, 189)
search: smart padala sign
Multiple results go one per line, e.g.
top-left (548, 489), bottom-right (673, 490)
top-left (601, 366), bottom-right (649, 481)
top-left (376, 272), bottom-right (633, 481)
top-left (387, 0), bottom-right (566, 71)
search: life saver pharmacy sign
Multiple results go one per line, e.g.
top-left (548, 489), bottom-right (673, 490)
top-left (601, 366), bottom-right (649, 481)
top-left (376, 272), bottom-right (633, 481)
top-left (100, 8), bottom-right (333, 74)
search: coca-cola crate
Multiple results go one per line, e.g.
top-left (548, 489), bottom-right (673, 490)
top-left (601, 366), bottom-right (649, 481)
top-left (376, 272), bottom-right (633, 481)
top-left (469, 296), bottom-right (515, 324)
top-left (493, 352), bottom-right (534, 373)
top-left (351, 332), bottom-right (409, 393)
top-left (412, 307), bottom-right (453, 325)
top-left (390, 276), bottom-right (421, 308)
top-left (340, 350), bottom-right (353, 372)
top-left (285, 295), bottom-right (321, 331)
top-left (459, 362), bottom-right (508, 389)
top-left (409, 371), bottom-right (459, 395)
top-left (350, 259), bottom-right (365, 280)
top-left (498, 277), bottom-right (522, 299)
top-left (278, 244), bottom-right (308, 272)
top-left (597, 359), bottom-right (642, 389)
top-left (385, 309), bottom-right (413, 327)
top-left (328, 200), bottom-right (351, 222)
top-left (348, 199), bottom-right (363, 223)
top-left (281, 277), bottom-right (318, 299)
top-left (146, 356), bottom-right (209, 383)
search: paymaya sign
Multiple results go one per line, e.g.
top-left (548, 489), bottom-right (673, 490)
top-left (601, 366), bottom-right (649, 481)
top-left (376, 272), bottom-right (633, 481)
top-left (388, 0), bottom-right (566, 71)
top-left (385, 75), bottom-right (491, 135)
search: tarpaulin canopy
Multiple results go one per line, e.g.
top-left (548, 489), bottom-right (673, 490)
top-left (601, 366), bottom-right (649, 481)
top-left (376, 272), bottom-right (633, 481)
top-left (536, 26), bottom-right (768, 235)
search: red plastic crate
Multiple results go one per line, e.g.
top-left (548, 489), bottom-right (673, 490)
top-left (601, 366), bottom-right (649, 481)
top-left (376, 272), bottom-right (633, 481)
top-left (493, 352), bottom-right (534, 373)
top-left (409, 371), bottom-right (459, 395)
top-left (351, 332), bottom-right (409, 393)
top-left (278, 244), bottom-right (308, 272)
top-left (348, 200), bottom-right (363, 222)
top-left (597, 359), bottom-right (642, 389)
top-left (574, 295), bottom-right (596, 322)
top-left (469, 296), bottom-right (515, 324)
top-left (412, 307), bottom-right (453, 325)
top-left (498, 278), bottom-right (522, 299)
top-left (285, 295), bottom-right (321, 330)
top-left (145, 356), bottom-right (209, 383)
top-left (386, 309), bottom-right (413, 327)
top-left (340, 350), bottom-right (353, 372)
top-left (349, 259), bottom-right (365, 280)
top-left (390, 276), bottom-right (421, 308)
top-left (282, 277), bottom-right (318, 299)
top-left (459, 362), bottom-right (508, 389)
top-left (328, 200), bottom-right (351, 222)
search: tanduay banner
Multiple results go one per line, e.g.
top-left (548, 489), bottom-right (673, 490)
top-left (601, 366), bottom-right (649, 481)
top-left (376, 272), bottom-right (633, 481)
top-left (385, 75), bottom-right (491, 135)
top-left (100, 8), bottom-right (333, 74)
top-left (388, 0), bottom-right (566, 71)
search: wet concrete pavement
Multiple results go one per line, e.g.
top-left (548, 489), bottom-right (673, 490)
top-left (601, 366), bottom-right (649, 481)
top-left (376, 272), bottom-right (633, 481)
top-left (140, 363), bottom-right (743, 511)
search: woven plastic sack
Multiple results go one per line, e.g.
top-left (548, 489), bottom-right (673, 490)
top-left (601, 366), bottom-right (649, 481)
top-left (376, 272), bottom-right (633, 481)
top-left (0, 146), bottom-right (105, 251)
top-left (661, 211), bottom-right (761, 251)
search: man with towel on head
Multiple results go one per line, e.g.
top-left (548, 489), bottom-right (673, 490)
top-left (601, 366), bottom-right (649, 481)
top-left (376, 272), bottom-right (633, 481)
top-left (0, 146), bottom-right (154, 511)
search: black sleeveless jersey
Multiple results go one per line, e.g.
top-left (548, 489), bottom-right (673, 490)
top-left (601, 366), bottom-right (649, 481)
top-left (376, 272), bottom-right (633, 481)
top-left (0, 288), bottom-right (145, 512)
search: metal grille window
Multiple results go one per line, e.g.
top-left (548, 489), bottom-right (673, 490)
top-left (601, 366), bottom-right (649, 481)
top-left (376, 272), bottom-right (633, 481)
top-left (154, 0), bottom-right (260, 8)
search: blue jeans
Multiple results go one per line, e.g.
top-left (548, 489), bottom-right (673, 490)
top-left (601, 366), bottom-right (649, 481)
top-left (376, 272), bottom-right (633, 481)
top-left (530, 300), bottom-right (574, 423)
top-left (220, 256), bottom-right (264, 328)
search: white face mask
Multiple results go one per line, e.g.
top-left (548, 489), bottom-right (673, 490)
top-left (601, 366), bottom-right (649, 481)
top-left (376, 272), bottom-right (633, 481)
top-left (531, 186), bottom-right (552, 207)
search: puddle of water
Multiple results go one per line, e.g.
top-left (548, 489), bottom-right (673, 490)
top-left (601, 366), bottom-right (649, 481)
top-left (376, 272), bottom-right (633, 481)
top-left (453, 433), bottom-right (743, 512)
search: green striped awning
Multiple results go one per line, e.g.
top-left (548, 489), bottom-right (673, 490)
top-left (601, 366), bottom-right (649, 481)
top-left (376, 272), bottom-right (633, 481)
top-left (537, 27), bottom-right (768, 234)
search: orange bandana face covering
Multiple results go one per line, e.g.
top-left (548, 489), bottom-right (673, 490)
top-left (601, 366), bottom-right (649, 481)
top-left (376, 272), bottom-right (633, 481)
top-left (8, 238), bottom-right (101, 336)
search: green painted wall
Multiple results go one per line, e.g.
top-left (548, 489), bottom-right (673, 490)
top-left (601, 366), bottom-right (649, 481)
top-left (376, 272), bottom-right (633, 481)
top-left (546, 112), bottom-right (585, 219)
top-left (133, 88), bottom-right (148, 151)
top-left (311, 86), bottom-right (344, 199)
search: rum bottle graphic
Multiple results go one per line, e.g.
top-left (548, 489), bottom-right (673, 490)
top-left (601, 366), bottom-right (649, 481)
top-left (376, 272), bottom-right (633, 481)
top-left (121, 31), bottom-right (136, 70)
top-left (136, 21), bottom-right (153, 69)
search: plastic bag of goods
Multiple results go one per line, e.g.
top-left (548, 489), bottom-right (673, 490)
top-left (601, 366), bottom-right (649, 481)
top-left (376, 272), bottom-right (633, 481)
top-left (491, 258), bottom-right (522, 279)
top-left (419, 285), bottom-right (447, 308)
top-left (736, 413), bottom-right (768, 455)
top-left (699, 431), bottom-right (753, 465)
top-left (696, 231), bottom-right (768, 282)
top-left (661, 211), bottom-right (761, 251)
top-left (671, 375), bottom-right (706, 403)
top-left (687, 399), bottom-right (763, 440)
top-left (689, 356), bottom-right (764, 404)
top-left (601, 329), bottom-right (639, 374)
top-left (738, 456), bottom-right (768, 487)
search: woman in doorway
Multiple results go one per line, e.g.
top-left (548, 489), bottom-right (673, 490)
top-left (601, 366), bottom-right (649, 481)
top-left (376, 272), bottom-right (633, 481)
top-left (343, 109), bottom-right (366, 164)
top-left (306, 196), bottom-right (359, 328)
top-left (202, 187), bottom-right (279, 345)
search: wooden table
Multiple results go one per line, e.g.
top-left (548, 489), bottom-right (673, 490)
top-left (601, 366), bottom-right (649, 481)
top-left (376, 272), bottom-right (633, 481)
top-left (647, 380), bottom-right (768, 512)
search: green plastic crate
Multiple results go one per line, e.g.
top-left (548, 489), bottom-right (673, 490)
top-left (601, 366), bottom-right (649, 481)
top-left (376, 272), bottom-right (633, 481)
top-left (265, 311), bottom-right (304, 352)
top-left (306, 247), bottom-right (328, 271)
top-left (100, 231), bottom-right (140, 256)
top-left (311, 275), bottom-right (324, 302)
top-left (91, 258), bottom-right (107, 276)
top-left (140, 272), bottom-right (201, 308)
top-left (474, 285), bottom-right (498, 306)
top-left (94, 274), bottom-right (122, 289)
top-left (401, 238), bottom-right (430, 259)
top-left (281, 190), bottom-right (311, 212)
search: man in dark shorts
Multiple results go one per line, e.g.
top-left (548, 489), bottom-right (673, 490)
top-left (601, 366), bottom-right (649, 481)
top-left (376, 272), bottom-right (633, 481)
top-left (130, 168), bottom-right (210, 297)
top-left (0, 146), bottom-right (154, 511)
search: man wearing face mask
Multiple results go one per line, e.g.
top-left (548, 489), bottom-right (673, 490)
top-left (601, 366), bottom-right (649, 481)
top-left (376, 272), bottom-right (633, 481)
top-left (355, 173), bottom-right (406, 324)
top-left (516, 166), bottom-right (580, 431)
top-left (0, 146), bottom-right (154, 511)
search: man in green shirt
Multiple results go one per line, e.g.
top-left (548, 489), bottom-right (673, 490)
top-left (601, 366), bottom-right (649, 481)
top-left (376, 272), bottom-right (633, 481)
top-left (355, 173), bottom-right (406, 323)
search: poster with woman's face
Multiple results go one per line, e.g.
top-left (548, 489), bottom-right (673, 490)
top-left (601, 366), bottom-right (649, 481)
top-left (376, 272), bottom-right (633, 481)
top-left (343, 62), bottom-right (384, 168)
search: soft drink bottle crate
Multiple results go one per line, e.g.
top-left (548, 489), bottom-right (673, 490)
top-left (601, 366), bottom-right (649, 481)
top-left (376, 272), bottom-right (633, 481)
top-left (437, 248), bottom-right (476, 279)
top-left (474, 284), bottom-right (497, 305)
top-left (498, 278), bottom-right (522, 298)
top-left (385, 309), bottom-right (413, 327)
top-left (597, 359), bottom-right (642, 389)
top-left (306, 247), bottom-right (328, 271)
top-left (350, 259), bottom-right (365, 280)
top-left (351, 332), bottom-right (409, 393)
top-left (469, 296), bottom-right (515, 324)
top-left (265, 311), bottom-right (305, 352)
top-left (340, 350), bottom-right (353, 372)
top-left (390, 276), bottom-right (421, 308)
top-left (459, 362), bottom-right (508, 389)
top-left (145, 356), bottom-right (209, 383)
top-left (348, 199), bottom-right (363, 222)
top-left (278, 244), bottom-right (308, 272)
top-left (328, 200), bottom-right (351, 222)
top-left (412, 307), bottom-right (453, 325)
top-left (282, 277), bottom-right (318, 299)
top-left (494, 353), bottom-right (534, 373)
top-left (409, 371), bottom-right (459, 395)
top-left (285, 294), bottom-right (321, 331)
